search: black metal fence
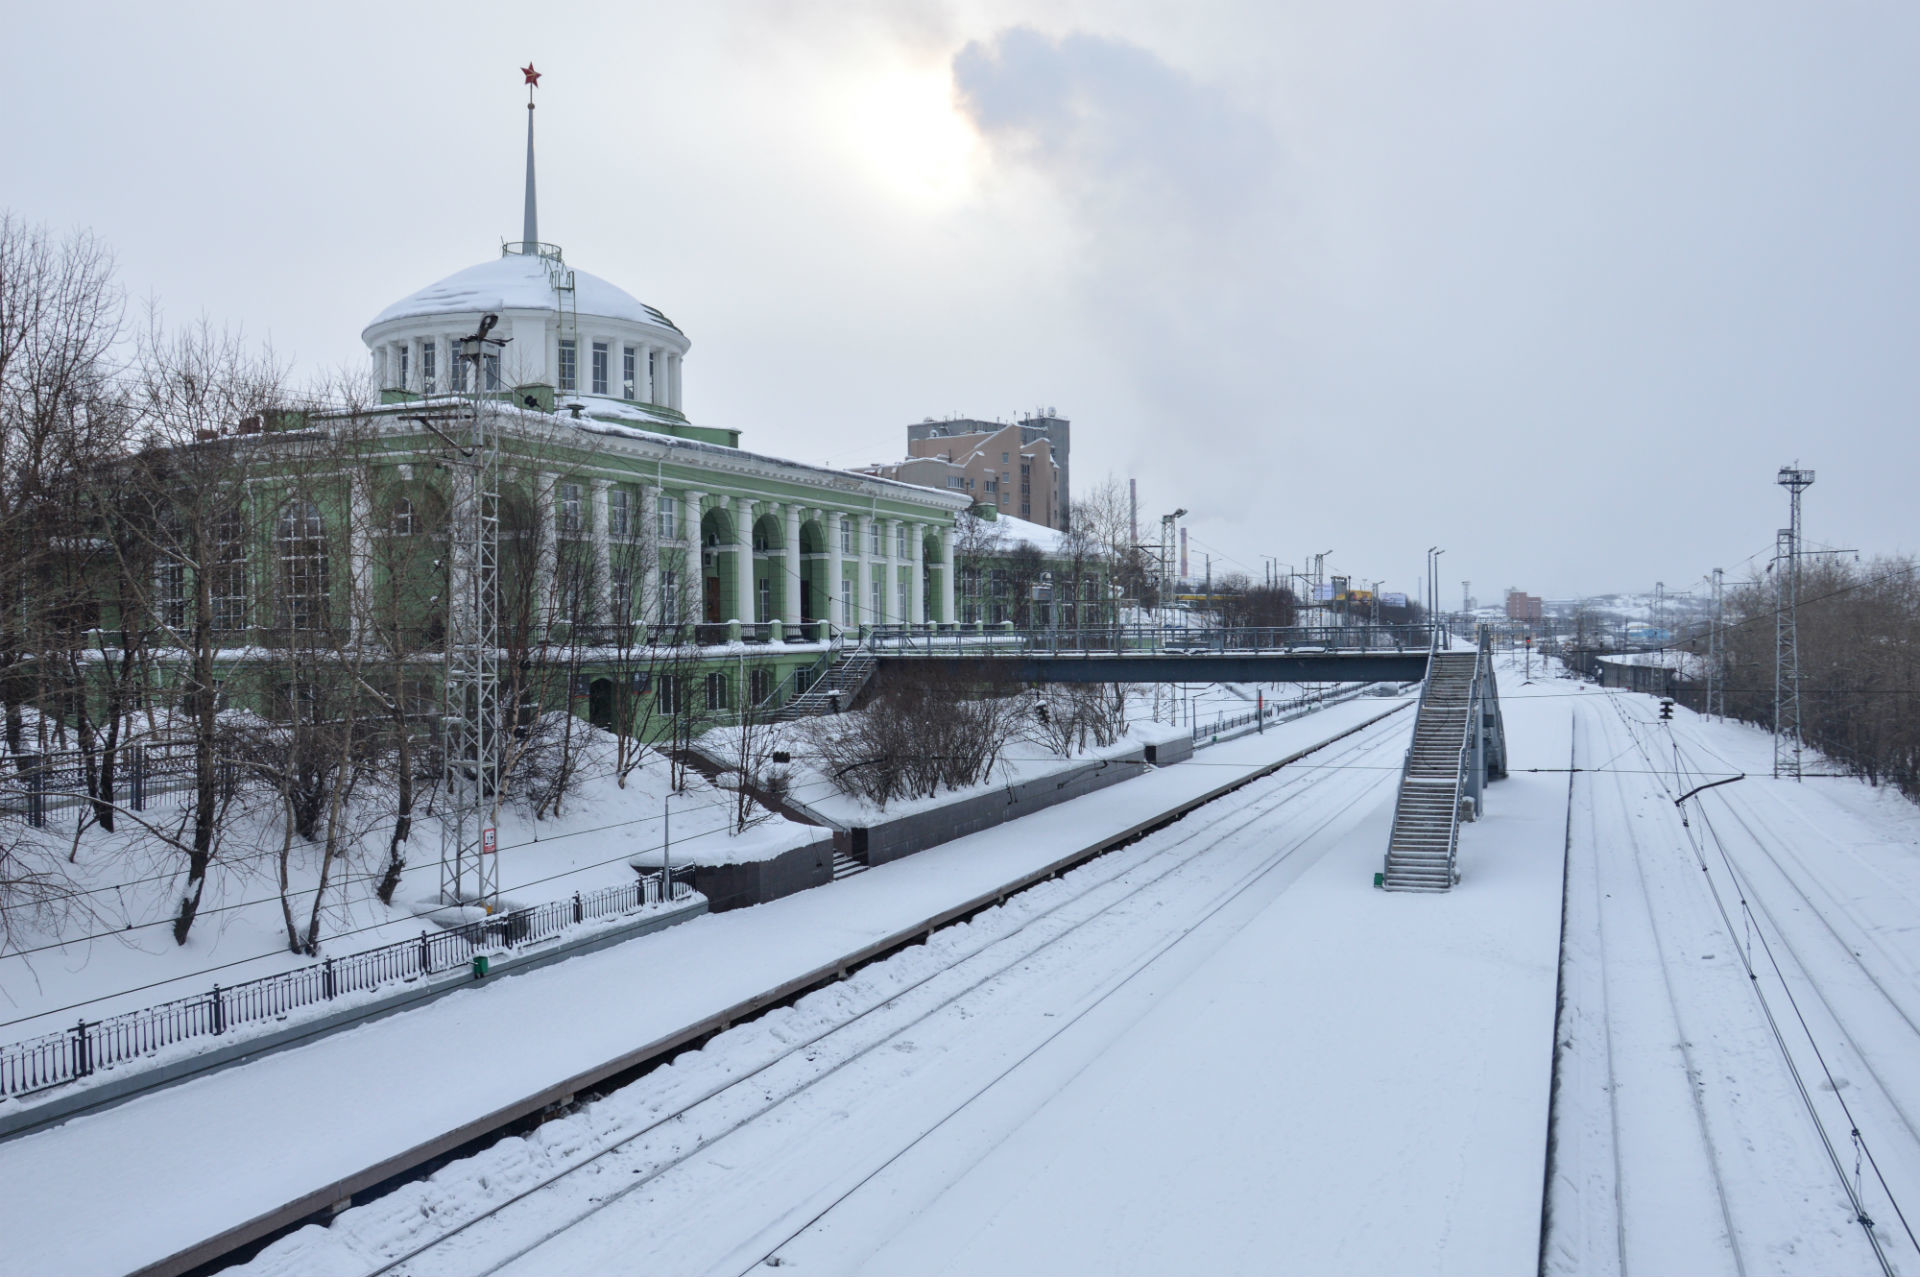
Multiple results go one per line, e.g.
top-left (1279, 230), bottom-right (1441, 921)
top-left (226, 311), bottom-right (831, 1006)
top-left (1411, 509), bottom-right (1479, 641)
top-left (0, 741), bottom-right (208, 827)
top-left (0, 867), bottom-right (697, 1101)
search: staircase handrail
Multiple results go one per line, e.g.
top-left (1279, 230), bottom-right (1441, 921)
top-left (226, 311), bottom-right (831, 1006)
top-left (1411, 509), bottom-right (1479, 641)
top-left (753, 626), bottom-right (847, 716)
top-left (1444, 646), bottom-right (1489, 882)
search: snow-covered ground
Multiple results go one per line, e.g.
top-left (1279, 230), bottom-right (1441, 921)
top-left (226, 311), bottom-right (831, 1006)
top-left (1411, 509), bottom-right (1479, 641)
top-left (12, 657), bottom-right (1920, 1276)
top-left (1546, 683), bottom-right (1920, 1274)
top-left (0, 697), bottom-right (1408, 1277)
top-left (0, 728), bottom-right (816, 1041)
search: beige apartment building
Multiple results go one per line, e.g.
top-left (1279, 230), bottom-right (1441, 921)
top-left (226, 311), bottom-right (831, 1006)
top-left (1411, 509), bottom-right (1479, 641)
top-left (860, 412), bottom-right (1070, 530)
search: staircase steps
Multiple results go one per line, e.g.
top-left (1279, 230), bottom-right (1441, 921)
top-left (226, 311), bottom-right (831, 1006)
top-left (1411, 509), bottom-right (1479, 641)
top-left (1381, 651), bottom-right (1483, 892)
top-left (775, 650), bottom-right (877, 722)
top-left (830, 849), bottom-right (868, 881)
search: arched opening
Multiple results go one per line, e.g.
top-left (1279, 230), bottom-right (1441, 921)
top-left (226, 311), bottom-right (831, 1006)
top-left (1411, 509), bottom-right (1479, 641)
top-left (588, 677), bottom-right (615, 730)
top-left (921, 530), bottom-right (942, 624)
top-left (798, 519), bottom-right (826, 624)
top-left (751, 513), bottom-right (783, 623)
top-left (699, 507), bottom-right (735, 623)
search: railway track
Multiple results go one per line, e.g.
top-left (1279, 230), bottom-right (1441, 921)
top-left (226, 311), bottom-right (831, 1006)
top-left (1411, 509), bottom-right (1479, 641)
top-left (230, 711), bottom-right (1413, 1277)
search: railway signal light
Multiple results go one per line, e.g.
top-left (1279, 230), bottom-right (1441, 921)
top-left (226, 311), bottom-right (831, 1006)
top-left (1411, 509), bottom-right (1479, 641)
top-left (1659, 699), bottom-right (1675, 721)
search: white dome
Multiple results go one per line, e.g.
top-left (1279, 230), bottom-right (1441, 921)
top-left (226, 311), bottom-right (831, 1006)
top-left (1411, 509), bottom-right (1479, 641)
top-left (364, 251), bottom-right (680, 336)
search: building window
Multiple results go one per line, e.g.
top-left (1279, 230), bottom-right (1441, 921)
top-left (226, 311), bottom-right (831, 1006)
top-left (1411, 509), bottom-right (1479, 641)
top-left (896, 526), bottom-right (907, 558)
top-left (985, 479), bottom-right (997, 493)
top-left (1001, 451), bottom-right (1009, 463)
top-left (658, 492), bottom-right (679, 539)
top-left (611, 569), bottom-right (632, 622)
top-left (591, 341), bottom-right (609, 395)
top-left (390, 497), bottom-right (416, 536)
top-left (840, 519), bottom-right (852, 553)
top-left (841, 581), bottom-right (851, 625)
top-left (757, 576), bottom-right (771, 621)
top-left (421, 341), bottom-right (436, 393)
top-left (947, 477), bottom-right (964, 489)
top-left (558, 339), bottom-right (577, 392)
top-left (450, 348), bottom-right (466, 392)
top-left (649, 350), bottom-right (662, 400)
top-left (869, 523), bottom-right (881, 556)
top-left (608, 488), bottom-right (631, 538)
top-left (749, 667), bottom-right (773, 704)
top-left (705, 671), bottom-right (729, 711)
top-left (277, 500), bottom-right (328, 632)
top-left (396, 344), bottom-right (410, 390)
top-left (211, 507), bottom-right (247, 633)
top-left (482, 352), bottom-right (501, 390)
top-left (991, 570), bottom-right (1008, 599)
top-left (660, 569), bottom-right (679, 625)
top-left (897, 580), bottom-right (908, 619)
top-left (870, 577), bottom-right (883, 621)
top-left (659, 675), bottom-right (681, 715)
top-left (622, 346), bottom-right (636, 400)
top-left (557, 482), bottom-right (583, 536)
top-left (155, 558), bottom-right (186, 630)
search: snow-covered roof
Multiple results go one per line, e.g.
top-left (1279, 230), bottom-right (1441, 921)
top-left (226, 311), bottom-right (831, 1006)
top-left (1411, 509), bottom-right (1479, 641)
top-left (365, 252), bottom-right (679, 333)
top-left (994, 512), bottom-right (1074, 555)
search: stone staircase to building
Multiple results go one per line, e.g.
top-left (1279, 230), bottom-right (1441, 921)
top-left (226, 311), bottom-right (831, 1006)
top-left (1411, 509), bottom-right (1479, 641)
top-left (830, 848), bottom-right (868, 881)
top-left (1381, 651), bottom-right (1483, 892)
top-left (774, 649), bottom-right (877, 721)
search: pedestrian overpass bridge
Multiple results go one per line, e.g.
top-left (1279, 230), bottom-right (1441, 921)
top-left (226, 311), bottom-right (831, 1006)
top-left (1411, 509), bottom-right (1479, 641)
top-left (865, 623), bottom-right (1435, 685)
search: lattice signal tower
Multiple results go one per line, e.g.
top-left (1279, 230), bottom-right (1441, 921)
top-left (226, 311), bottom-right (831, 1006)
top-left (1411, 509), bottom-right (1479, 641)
top-left (1774, 466), bottom-right (1814, 779)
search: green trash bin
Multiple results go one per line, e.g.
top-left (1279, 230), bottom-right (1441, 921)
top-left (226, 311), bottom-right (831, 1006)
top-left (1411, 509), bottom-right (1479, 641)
top-left (472, 954), bottom-right (490, 980)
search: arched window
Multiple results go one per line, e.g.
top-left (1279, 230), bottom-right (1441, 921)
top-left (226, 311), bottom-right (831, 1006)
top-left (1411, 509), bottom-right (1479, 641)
top-left (390, 497), bottom-right (416, 536)
top-left (278, 501), bottom-right (328, 632)
top-left (211, 506), bottom-right (248, 633)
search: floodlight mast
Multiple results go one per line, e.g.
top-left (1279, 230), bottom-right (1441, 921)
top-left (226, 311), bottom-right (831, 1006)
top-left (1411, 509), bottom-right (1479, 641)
top-left (1774, 465), bottom-right (1814, 780)
top-left (439, 314), bottom-right (510, 910)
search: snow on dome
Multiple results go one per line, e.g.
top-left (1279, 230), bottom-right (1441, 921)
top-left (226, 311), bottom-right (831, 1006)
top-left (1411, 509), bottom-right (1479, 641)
top-left (364, 251), bottom-right (679, 335)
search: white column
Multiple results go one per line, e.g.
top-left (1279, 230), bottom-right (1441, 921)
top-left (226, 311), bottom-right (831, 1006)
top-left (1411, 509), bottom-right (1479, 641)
top-left (782, 504), bottom-right (802, 627)
top-left (348, 473), bottom-right (372, 639)
top-left (639, 483), bottom-right (661, 626)
top-left (827, 512), bottom-right (845, 629)
top-left (909, 522), bottom-right (926, 625)
top-left (856, 514), bottom-right (873, 626)
top-left (669, 353), bottom-right (683, 411)
top-left (735, 500), bottom-right (756, 624)
top-left (682, 490), bottom-right (704, 627)
top-left (939, 525), bottom-right (955, 625)
top-left (535, 475), bottom-right (558, 628)
top-left (879, 519), bottom-right (897, 625)
top-left (589, 480), bottom-right (612, 625)
top-left (645, 347), bottom-right (661, 406)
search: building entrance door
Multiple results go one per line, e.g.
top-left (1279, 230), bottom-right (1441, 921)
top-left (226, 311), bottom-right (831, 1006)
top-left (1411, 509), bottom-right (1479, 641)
top-left (704, 575), bottom-right (723, 623)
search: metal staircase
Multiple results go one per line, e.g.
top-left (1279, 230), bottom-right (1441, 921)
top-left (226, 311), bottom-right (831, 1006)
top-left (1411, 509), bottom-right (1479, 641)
top-left (1381, 632), bottom-right (1506, 892)
top-left (761, 630), bottom-right (878, 723)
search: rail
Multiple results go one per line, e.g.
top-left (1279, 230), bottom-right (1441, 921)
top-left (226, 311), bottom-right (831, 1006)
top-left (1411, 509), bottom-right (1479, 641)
top-left (0, 868), bottom-right (697, 1102)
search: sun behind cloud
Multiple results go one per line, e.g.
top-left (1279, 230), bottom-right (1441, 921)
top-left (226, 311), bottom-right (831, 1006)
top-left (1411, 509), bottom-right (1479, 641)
top-left (832, 60), bottom-right (981, 210)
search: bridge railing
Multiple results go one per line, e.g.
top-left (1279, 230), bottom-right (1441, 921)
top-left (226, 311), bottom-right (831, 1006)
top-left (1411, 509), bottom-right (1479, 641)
top-left (863, 623), bottom-right (1430, 658)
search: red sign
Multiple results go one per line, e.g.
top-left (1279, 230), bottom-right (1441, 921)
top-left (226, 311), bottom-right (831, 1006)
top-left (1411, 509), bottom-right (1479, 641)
top-left (482, 827), bottom-right (497, 855)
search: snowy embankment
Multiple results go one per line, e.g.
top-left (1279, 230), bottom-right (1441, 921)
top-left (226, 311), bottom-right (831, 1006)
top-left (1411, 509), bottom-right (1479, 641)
top-left (0, 697), bottom-right (1407, 1277)
top-left (0, 728), bottom-right (817, 1043)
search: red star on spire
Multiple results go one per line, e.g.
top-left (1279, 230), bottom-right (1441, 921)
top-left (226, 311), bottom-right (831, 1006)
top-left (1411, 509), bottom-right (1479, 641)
top-left (521, 63), bottom-right (541, 88)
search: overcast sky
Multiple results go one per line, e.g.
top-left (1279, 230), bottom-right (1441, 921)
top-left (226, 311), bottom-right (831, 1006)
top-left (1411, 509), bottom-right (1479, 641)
top-left (9, 2), bottom-right (1918, 602)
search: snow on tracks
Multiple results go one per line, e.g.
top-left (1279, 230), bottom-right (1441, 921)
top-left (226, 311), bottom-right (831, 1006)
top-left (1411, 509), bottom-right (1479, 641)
top-left (230, 716), bottom-right (1413, 1277)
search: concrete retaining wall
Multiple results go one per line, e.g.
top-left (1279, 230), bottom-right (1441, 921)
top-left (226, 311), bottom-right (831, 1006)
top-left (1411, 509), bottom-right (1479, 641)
top-left (852, 746), bottom-right (1158, 867)
top-left (692, 836), bottom-right (836, 913)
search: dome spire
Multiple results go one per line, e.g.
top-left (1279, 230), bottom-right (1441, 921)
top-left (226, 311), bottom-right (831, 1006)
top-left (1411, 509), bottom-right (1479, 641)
top-left (520, 63), bottom-right (541, 249)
